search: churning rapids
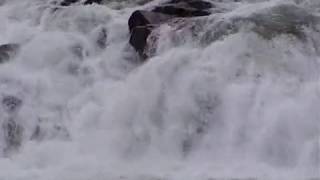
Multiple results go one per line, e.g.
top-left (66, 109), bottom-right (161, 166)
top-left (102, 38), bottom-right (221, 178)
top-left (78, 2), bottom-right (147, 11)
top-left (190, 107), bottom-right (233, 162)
top-left (0, 0), bottom-right (319, 179)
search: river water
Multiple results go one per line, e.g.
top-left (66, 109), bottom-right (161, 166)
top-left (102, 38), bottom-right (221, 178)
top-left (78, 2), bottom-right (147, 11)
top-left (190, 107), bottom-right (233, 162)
top-left (0, 0), bottom-right (319, 179)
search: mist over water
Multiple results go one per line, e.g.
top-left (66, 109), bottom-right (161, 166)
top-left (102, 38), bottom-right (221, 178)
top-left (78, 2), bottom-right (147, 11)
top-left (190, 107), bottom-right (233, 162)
top-left (0, 0), bottom-right (319, 179)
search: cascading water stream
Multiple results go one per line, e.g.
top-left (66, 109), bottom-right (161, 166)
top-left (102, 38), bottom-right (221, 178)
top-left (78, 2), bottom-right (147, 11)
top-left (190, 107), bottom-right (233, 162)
top-left (0, 0), bottom-right (319, 179)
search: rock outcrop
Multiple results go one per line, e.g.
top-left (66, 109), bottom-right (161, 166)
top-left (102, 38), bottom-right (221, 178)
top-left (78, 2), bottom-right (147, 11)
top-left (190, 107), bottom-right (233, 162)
top-left (129, 10), bottom-right (172, 59)
top-left (128, 0), bottom-right (214, 59)
top-left (60, 0), bottom-right (102, 6)
top-left (128, 2), bottom-right (319, 60)
top-left (153, 0), bottom-right (212, 17)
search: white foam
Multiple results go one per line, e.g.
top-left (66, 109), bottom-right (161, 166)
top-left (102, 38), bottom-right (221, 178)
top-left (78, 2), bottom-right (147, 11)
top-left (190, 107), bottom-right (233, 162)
top-left (0, 0), bottom-right (319, 179)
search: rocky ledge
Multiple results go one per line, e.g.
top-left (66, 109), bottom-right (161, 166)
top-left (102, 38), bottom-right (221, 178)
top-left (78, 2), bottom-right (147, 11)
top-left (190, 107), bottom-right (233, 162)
top-left (128, 0), bottom-right (214, 59)
top-left (128, 1), bottom-right (319, 60)
top-left (59, 0), bottom-right (102, 6)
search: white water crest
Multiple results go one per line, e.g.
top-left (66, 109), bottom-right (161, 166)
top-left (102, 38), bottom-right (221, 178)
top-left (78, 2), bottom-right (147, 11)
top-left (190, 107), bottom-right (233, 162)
top-left (0, 0), bottom-right (319, 179)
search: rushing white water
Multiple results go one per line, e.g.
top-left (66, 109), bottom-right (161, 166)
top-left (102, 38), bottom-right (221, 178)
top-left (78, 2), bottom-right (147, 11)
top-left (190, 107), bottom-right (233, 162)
top-left (0, 0), bottom-right (319, 179)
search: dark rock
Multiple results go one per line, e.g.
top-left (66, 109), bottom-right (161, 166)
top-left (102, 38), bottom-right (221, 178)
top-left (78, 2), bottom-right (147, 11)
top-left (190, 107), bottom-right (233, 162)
top-left (128, 2), bottom-right (319, 60)
top-left (83, 0), bottom-right (102, 5)
top-left (153, 0), bottom-right (213, 17)
top-left (128, 10), bottom-right (172, 56)
top-left (129, 26), bottom-right (152, 59)
top-left (185, 1), bottom-right (213, 9)
top-left (0, 44), bottom-right (20, 63)
top-left (128, 10), bottom-right (171, 32)
top-left (60, 0), bottom-right (78, 6)
top-left (60, 0), bottom-right (102, 6)
top-left (129, 11), bottom-right (151, 32)
top-left (128, 0), bottom-right (213, 59)
top-left (152, 5), bottom-right (210, 17)
top-left (166, 0), bottom-right (213, 9)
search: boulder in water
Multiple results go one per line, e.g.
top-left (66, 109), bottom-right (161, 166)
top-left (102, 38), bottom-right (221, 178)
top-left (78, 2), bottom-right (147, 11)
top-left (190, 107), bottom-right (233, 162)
top-left (166, 0), bottom-right (213, 9)
top-left (129, 2), bottom-right (320, 59)
top-left (60, 0), bottom-right (102, 6)
top-left (128, 10), bottom-right (172, 32)
top-left (83, 0), bottom-right (102, 5)
top-left (129, 26), bottom-right (152, 59)
top-left (128, 0), bottom-right (213, 59)
top-left (128, 10), bottom-right (172, 58)
top-left (152, 4), bottom-right (211, 17)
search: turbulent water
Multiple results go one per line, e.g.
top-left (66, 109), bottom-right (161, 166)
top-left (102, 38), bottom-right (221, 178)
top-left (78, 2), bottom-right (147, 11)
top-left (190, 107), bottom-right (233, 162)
top-left (0, 0), bottom-right (319, 179)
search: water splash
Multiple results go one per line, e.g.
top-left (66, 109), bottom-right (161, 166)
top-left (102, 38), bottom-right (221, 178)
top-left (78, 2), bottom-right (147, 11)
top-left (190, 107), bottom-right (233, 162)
top-left (0, 0), bottom-right (319, 179)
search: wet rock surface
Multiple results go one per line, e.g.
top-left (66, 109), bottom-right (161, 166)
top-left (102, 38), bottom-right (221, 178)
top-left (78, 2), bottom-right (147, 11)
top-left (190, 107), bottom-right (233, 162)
top-left (128, 0), bottom-right (214, 59)
top-left (128, 2), bottom-right (320, 59)
top-left (0, 0), bottom-right (320, 178)
top-left (59, 0), bottom-right (102, 6)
